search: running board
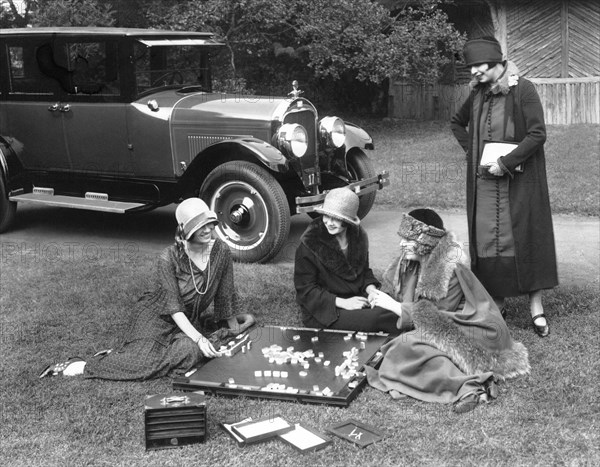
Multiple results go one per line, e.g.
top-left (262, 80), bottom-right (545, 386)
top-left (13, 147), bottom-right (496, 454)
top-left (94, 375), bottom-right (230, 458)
top-left (9, 188), bottom-right (146, 213)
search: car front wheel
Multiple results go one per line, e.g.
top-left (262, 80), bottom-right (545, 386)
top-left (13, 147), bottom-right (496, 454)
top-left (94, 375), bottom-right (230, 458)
top-left (199, 161), bottom-right (291, 263)
top-left (346, 149), bottom-right (376, 219)
top-left (0, 175), bottom-right (16, 233)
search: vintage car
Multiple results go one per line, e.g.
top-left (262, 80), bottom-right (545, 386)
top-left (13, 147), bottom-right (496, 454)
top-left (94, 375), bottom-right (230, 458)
top-left (0, 27), bottom-right (388, 262)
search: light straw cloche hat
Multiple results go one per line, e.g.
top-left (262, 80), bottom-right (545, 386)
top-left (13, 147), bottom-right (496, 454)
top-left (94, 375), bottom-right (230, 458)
top-left (176, 198), bottom-right (218, 240)
top-left (314, 187), bottom-right (360, 226)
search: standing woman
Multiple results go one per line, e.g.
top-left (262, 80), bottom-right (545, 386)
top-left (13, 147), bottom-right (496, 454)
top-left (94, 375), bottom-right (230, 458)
top-left (450, 36), bottom-right (558, 337)
top-left (294, 187), bottom-right (403, 334)
top-left (40, 198), bottom-right (254, 380)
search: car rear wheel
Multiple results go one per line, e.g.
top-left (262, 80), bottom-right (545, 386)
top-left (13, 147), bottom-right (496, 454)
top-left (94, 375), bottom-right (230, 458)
top-left (0, 175), bottom-right (16, 233)
top-left (346, 149), bottom-right (376, 219)
top-left (199, 161), bottom-right (291, 263)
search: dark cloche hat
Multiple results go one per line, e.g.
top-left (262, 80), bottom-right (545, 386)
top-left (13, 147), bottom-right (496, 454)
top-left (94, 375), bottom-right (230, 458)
top-left (463, 37), bottom-right (503, 66)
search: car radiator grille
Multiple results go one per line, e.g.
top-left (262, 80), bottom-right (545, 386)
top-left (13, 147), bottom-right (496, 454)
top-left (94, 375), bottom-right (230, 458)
top-left (283, 109), bottom-right (317, 159)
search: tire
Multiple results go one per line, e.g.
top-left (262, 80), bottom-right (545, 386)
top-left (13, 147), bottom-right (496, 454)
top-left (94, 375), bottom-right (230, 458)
top-left (0, 175), bottom-right (16, 233)
top-left (346, 149), bottom-right (376, 219)
top-left (199, 161), bottom-right (291, 263)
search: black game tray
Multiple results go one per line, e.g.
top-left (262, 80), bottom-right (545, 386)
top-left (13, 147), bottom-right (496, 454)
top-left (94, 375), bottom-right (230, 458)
top-left (173, 325), bottom-right (390, 407)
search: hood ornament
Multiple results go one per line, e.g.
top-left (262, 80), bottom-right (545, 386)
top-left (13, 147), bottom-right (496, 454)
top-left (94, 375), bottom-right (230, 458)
top-left (288, 80), bottom-right (303, 99)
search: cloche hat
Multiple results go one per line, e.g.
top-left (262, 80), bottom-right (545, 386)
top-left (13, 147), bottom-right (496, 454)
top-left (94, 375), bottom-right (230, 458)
top-left (463, 37), bottom-right (503, 67)
top-left (397, 208), bottom-right (446, 255)
top-left (176, 198), bottom-right (218, 240)
top-left (314, 187), bottom-right (360, 226)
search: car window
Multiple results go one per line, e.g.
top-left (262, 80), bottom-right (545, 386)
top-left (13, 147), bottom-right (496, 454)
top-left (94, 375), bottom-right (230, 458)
top-left (6, 39), bottom-right (120, 98)
top-left (133, 42), bottom-right (212, 97)
top-left (7, 42), bottom-right (61, 97)
top-left (63, 40), bottom-right (121, 97)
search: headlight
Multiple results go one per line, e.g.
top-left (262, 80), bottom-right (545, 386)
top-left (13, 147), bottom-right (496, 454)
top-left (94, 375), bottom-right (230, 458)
top-left (276, 123), bottom-right (308, 157)
top-left (319, 116), bottom-right (346, 149)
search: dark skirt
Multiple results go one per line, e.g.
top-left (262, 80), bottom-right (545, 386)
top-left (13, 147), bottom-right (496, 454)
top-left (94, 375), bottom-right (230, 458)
top-left (302, 306), bottom-right (404, 335)
top-left (474, 176), bottom-right (520, 297)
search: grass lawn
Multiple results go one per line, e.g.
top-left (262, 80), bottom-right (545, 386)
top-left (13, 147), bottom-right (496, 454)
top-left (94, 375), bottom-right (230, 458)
top-left (362, 121), bottom-right (600, 216)
top-left (1, 255), bottom-right (599, 466)
top-left (1, 121), bottom-right (598, 466)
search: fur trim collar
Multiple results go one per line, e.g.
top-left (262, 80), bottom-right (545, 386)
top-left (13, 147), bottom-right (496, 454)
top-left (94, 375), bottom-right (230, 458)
top-left (411, 300), bottom-right (531, 380)
top-left (383, 232), bottom-right (470, 301)
top-left (469, 60), bottom-right (520, 94)
top-left (301, 218), bottom-right (369, 281)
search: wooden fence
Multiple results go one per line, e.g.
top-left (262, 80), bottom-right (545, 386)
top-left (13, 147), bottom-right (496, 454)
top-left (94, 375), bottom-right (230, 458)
top-left (529, 77), bottom-right (600, 125)
top-left (388, 77), bottom-right (600, 124)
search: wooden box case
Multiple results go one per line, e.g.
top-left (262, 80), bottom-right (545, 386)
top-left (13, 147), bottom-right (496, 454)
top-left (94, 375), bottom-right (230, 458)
top-left (144, 392), bottom-right (207, 450)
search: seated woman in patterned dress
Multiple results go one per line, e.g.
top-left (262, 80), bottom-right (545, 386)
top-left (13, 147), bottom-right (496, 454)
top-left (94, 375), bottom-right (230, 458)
top-left (39, 198), bottom-right (254, 380)
top-left (366, 209), bottom-right (530, 413)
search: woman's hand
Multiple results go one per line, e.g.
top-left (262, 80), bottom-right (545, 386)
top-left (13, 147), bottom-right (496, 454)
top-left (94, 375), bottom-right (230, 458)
top-left (486, 162), bottom-right (504, 176)
top-left (368, 290), bottom-right (403, 316)
top-left (195, 335), bottom-right (221, 358)
top-left (336, 296), bottom-right (369, 310)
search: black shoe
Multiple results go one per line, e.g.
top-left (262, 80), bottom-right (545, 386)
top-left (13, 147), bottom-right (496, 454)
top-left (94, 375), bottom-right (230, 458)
top-left (484, 377), bottom-right (498, 400)
top-left (531, 313), bottom-right (549, 337)
top-left (453, 391), bottom-right (480, 414)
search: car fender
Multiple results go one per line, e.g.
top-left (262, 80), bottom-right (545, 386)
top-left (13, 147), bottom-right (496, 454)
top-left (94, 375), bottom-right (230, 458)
top-left (0, 136), bottom-right (25, 188)
top-left (179, 137), bottom-right (290, 189)
top-left (344, 122), bottom-right (374, 151)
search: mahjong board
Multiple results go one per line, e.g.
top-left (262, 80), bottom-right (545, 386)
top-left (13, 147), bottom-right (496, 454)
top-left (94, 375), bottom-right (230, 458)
top-left (172, 325), bottom-right (390, 407)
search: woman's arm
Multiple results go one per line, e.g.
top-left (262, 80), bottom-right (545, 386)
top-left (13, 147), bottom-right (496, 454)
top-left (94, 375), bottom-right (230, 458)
top-left (499, 79), bottom-right (546, 173)
top-left (294, 244), bottom-right (339, 325)
top-left (450, 96), bottom-right (472, 154)
top-left (368, 290), bottom-right (403, 317)
top-left (171, 312), bottom-right (221, 358)
top-left (156, 246), bottom-right (221, 357)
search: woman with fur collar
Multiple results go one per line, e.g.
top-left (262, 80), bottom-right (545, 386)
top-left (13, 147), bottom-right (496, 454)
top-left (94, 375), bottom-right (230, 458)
top-left (366, 209), bottom-right (530, 413)
top-left (450, 36), bottom-right (558, 338)
top-left (294, 187), bottom-right (403, 334)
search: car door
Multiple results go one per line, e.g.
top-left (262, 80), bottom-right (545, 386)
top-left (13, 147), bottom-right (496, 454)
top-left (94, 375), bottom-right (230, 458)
top-left (0, 38), bottom-right (71, 171)
top-left (57, 38), bottom-right (133, 175)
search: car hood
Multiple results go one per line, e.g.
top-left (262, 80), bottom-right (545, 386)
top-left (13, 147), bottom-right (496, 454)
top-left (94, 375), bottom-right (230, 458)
top-left (138, 91), bottom-right (295, 128)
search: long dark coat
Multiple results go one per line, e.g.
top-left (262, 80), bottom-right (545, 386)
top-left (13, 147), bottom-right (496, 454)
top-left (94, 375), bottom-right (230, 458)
top-left (294, 218), bottom-right (380, 327)
top-left (450, 70), bottom-right (558, 293)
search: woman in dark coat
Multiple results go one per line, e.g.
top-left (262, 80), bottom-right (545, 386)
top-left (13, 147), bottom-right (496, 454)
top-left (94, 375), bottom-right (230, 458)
top-left (450, 37), bottom-right (558, 337)
top-left (40, 198), bottom-right (253, 380)
top-left (366, 209), bottom-right (530, 413)
top-left (294, 187), bottom-right (402, 334)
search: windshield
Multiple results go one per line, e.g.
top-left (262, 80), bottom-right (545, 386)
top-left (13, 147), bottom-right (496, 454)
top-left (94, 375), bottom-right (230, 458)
top-left (133, 43), bottom-right (213, 96)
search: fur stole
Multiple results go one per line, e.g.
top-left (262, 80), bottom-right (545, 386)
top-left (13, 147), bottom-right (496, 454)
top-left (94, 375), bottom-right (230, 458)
top-left (382, 231), bottom-right (470, 301)
top-left (469, 60), bottom-right (520, 95)
top-left (410, 300), bottom-right (531, 380)
top-left (300, 218), bottom-right (369, 281)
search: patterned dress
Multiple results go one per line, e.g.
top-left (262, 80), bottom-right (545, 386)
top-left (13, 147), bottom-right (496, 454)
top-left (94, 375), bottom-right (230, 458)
top-left (84, 239), bottom-right (238, 380)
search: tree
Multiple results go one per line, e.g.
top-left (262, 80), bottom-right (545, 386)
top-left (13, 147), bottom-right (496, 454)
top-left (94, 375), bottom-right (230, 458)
top-left (294, 0), bottom-right (464, 84)
top-left (140, 0), bottom-right (293, 86)
top-left (32, 0), bottom-right (116, 27)
top-left (0, 0), bottom-right (34, 27)
top-left (138, 0), bottom-right (463, 86)
top-left (1, 0), bottom-right (116, 27)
